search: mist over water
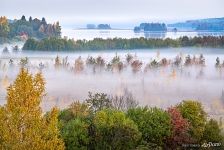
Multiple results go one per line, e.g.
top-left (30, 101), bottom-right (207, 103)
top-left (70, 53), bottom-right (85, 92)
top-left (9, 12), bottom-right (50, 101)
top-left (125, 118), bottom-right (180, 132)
top-left (62, 29), bottom-right (224, 40)
top-left (0, 48), bottom-right (224, 118)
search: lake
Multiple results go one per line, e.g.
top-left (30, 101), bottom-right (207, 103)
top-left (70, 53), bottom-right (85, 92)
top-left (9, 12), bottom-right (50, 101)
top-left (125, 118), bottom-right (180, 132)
top-left (62, 29), bottom-right (224, 40)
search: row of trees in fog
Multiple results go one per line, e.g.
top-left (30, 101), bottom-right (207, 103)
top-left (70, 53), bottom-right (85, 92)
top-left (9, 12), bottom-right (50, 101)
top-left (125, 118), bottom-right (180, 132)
top-left (0, 68), bottom-right (223, 149)
top-left (22, 36), bottom-right (224, 51)
top-left (2, 53), bottom-right (224, 75)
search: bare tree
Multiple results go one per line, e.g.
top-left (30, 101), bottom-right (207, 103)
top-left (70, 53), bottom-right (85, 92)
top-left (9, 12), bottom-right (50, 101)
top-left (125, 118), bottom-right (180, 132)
top-left (110, 88), bottom-right (139, 111)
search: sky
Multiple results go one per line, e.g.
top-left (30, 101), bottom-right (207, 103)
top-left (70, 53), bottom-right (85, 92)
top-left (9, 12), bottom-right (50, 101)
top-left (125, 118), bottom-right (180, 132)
top-left (1, 0), bottom-right (224, 28)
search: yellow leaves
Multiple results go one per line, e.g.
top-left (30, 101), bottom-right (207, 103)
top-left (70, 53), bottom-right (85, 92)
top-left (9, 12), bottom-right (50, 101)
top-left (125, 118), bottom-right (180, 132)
top-left (6, 68), bottom-right (41, 113)
top-left (94, 109), bottom-right (135, 128)
top-left (0, 16), bottom-right (10, 37)
top-left (69, 101), bottom-right (89, 118)
top-left (0, 16), bottom-right (8, 25)
top-left (42, 107), bottom-right (65, 150)
top-left (0, 68), bottom-right (65, 150)
top-left (111, 111), bottom-right (126, 125)
top-left (33, 72), bottom-right (45, 97)
top-left (94, 110), bottom-right (108, 127)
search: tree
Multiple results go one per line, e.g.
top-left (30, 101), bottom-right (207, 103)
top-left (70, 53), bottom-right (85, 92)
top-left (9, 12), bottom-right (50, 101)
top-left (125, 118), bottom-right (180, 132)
top-left (19, 57), bottom-right (29, 67)
top-left (74, 56), bottom-right (84, 73)
top-left (127, 107), bottom-right (171, 148)
top-left (59, 101), bottom-right (90, 123)
top-left (0, 106), bottom-right (5, 145)
top-left (93, 109), bottom-right (141, 150)
top-left (21, 15), bottom-right (26, 21)
top-left (55, 21), bottom-right (61, 37)
top-left (6, 16), bottom-right (61, 41)
top-left (29, 16), bottom-right (32, 22)
top-left (41, 17), bottom-right (47, 25)
top-left (55, 55), bottom-right (61, 69)
top-left (110, 89), bottom-right (138, 111)
top-left (0, 68), bottom-right (64, 150)
top-left (181, 36), bottom-right (190, 46)
top-left (22, 38), bottom-right (38, 50)
top-left (97, 24), bottom-right (111, 29)
top-left (177, 100), bottom-right (207, 143)
top-left (131, 60), bottom-right (143, 73)
top-left (22, 36), bottom-right (224, 51)
top-left (0, 16), bottom-right (10, 37)
top-left (165, 107), bottom-right (191, 149)
top-left (58, 101), bottom-right (90, 150)
top-left (85, 92), bottom-right (112, 113)
top-left (61, 118), bottom-right (89, 150)
top-left (202, 119), bottom-right (223, 143)
top-left (125, 53), bottom-right (134, 64)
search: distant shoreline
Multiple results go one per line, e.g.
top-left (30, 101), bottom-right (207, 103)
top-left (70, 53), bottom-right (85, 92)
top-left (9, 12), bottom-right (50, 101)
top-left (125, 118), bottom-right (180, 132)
top-left (74, 28), bottom-right (132, 30)
top-left (72, 28), bottom-right (224, 33)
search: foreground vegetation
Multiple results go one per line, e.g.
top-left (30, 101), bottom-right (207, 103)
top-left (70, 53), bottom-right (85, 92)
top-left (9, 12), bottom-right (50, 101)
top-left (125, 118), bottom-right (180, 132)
top-left (0, 68), bottom-right (223, 149)
top-left (22, 36), bottom-right (224, 51)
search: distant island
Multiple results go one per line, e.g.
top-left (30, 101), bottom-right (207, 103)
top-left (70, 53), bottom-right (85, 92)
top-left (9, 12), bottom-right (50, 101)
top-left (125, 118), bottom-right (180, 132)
top-left (86, 24), bottom-right (111, 29)
top-left (168, 17), bottom-right (224, 31)
top-left (134, 23), bottom-right (167, 33)
top-left (0, 15), bottom-right (61, 44)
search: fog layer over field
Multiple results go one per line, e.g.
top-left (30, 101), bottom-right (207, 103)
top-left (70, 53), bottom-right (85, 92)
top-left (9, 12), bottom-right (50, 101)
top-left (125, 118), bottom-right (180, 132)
top-left (0, 48), bottom-right (224, 117)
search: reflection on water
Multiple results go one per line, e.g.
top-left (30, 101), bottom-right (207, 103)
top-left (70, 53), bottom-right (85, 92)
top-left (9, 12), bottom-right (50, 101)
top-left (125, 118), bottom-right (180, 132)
top-left (197, 32), bottom-right (224, 37)
top-left (62, 29), bottom-right (224, 40)
top-left (143, 32), bottom-right (166, 39)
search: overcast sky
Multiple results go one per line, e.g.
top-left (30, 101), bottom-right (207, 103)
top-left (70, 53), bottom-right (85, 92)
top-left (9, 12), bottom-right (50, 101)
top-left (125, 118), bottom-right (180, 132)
top-left (1, 0), bottom-right (224, 28)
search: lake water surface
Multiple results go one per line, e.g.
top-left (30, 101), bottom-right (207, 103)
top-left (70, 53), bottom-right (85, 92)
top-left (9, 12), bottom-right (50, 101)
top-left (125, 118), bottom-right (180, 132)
top-left (62, 29), bottom-right (224, 40)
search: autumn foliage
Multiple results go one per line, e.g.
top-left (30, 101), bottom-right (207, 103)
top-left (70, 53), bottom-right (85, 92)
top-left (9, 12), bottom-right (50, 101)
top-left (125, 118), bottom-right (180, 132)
top-left (0, 68), bottom-right (64, 150)
top-left (165, 107), bottom-right (191, 149)
top-left (0, 69), bottom-right (223, 149)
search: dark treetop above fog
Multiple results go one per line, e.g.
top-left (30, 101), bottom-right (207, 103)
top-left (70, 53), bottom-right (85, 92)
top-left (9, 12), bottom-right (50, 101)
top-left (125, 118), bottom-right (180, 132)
top-left (22, 36), bottom-right (224, 51)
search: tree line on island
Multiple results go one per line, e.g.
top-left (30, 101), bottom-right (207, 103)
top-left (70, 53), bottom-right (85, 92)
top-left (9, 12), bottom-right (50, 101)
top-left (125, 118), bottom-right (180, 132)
top-left (86, 24), bottom-right (111, 29)
top-left (22, 36), bottom-right (224, 51)
top-left (0, 16), bottom-right (61, 44)
top-left (134, 23), bottom-right (167, 32)
top-left (168, 17), bottom-right (224, 31)
top-left (0, 68), bottom-right (223, 149)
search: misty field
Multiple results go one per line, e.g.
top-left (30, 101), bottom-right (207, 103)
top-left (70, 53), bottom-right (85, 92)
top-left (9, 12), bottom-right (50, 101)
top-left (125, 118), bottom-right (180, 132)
top-left (0, 47), bottom-right (224, 118)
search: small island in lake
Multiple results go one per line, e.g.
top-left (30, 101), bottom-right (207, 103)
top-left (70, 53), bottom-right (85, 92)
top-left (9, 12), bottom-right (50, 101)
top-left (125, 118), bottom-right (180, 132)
top-left (85, 24), bottom-right (111, 30)
top-left (134, 23), bottom-right (167, 32)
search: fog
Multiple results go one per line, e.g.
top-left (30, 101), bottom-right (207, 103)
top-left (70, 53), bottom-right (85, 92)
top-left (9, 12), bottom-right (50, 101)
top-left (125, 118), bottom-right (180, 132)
top-left (0, 48), bottom-right (224, 118)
